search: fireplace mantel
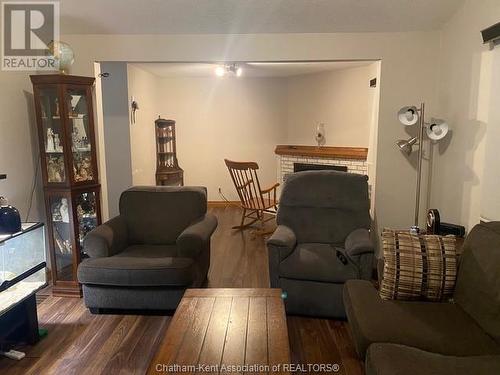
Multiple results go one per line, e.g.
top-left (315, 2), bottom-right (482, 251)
top-left (275, 145), bottom-right (368, 160)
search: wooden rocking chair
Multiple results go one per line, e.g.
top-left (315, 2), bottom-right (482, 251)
top-left (224, 159), bottom-right (279, 231)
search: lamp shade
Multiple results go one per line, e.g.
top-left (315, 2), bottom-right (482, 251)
top-left (426, 119), bottom-right (449, 141)
top-left (398, 106), bottom-right (419, 126)
top-left (396, 137), bottom-right (418, 155)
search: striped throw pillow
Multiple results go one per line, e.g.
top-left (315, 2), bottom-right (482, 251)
top-left (380, 229), bottom-right (458, 301)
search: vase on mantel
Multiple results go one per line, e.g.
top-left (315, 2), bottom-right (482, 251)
top-left (315, 123), bottom-right (326, 147)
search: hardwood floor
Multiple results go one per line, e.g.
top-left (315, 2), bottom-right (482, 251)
top-left (0, 207), bottom-right (363, 375)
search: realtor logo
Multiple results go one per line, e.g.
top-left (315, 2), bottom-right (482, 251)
top-left (2, 1), bottom-right (59, 71)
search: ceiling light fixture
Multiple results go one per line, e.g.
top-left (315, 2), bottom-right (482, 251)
top-left (215, 66), bottom-right (225, 77)
top-left (214, 63), bottom-right (243, 77)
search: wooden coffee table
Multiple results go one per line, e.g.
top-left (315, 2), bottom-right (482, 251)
top-left (148, 288), bottom-right (291, 374)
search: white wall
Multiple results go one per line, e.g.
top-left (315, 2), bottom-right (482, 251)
top-left (286, 64), bottom-right (376, 147)
top-left (127, 65), bottom-right (288, 200)
top-left (127, 64), bottom-right (159, 186)
top-left (0, 71), bottom-right (44, 223)
top-left (431, 0), bottom-right (500, 231)
top-left (1, 30), bottom-right (441, 241)
top-left (100, 62), bottom-right (133, 217)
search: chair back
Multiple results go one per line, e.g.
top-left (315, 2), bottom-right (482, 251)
top-left (277, 170), bottom-right (370, 244)
top-left (454, 221), bottom-right (500, 344)
top-left (225, 159), bottom-right (265, 210)
top-left (119, 186), bottom-right (207, 245)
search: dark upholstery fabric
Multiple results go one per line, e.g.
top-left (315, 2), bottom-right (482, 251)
top-left (78, 186), bottom-right (216, 311)
top-left (177, 214), bottom-right (218, 258)
top-left (343, 280), bottom-right (500, 359)
top-left (267, 170), bottom-right (374, 318)
top-left (82, 285), bottom-right (186, 311)
top-left (344, 228), bottom-right (374, 256)
top-left (277, 171), bottom-right (370, 244)
top-left (267, 225), bottom-right (297, 251)
top-left (280, 278), bottom-right (346, 318)
top-left (119, 186), bottom-right (208, 245)
top-left (78, 247), bottom-right (195, 287)
top-left (83, 216), bottom-right (128, 258)
top-left (279, 243), bottom-right (358, 283)
top-left (454, 222), bottom-right (500, 343)
top-left (366, 343), bottom-right (500, 375)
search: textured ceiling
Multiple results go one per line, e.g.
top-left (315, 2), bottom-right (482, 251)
top-left (60, 0), bottom-right (464, 35)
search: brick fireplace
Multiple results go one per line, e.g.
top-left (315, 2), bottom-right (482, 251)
top-left (275, 145), bottom-right (368, 184)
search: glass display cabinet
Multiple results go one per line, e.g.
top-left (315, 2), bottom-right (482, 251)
top-left (30, 75), bottom-right (101, 297)
top-left (155, 118), bottom-right (184, 186)
top-left (0, 223), bottom-right (46, 346)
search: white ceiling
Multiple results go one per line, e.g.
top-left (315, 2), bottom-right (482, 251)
top-left (131, 61), bottom-right (375, 78)
top-left (60, 0), bottom-right (464, 35)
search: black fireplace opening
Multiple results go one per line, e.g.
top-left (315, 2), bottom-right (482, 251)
top-left (293, 163), bottom-right (348, 173)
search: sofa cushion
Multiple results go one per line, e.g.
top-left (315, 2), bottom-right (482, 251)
top-left (454, 222), bottom-right (500, 344)
top-left (279, 243), bottom-right (358, 283)
top-left (380, 229), bottom-right (458, 301)
top-left (365, 343), bottom-right (500, 375)
top-left (343, 280), bottom-right (500, 359)
top-left (78, 245), bottom-right (195, 287)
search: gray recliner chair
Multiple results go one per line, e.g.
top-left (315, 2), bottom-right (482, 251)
top-left (77, 186), bottom-right (217, 312)
top-left (267, 170), bottom-right (374, 318)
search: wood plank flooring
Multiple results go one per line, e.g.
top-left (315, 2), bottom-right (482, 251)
top-left (0, 207), bottom-right (363, 375)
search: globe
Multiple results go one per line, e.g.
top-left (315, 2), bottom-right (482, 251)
top-left (47, 41), bottom-right (75, 74)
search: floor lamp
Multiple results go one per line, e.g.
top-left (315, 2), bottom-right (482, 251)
top-left (396, 103), bottom-right (449, 232)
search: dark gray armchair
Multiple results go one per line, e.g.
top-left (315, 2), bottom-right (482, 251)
top-left (77, 186), bottom-right (217, 312)
top-left (267, 170), bottom-right (373, 318)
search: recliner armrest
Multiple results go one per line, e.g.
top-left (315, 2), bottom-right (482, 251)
top-left (345, 228), bottom-right (374, 256)
top-left (83, 216), bottom-right (128, 258)
top-left (177, 214), bottom-right (218, 258)
top-left (267, 225), bottom-right (297, 259)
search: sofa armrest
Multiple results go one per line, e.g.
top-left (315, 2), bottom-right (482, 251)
top-left (345, 228), bottom-right (374, 257)
top-left (83, 216), bottom-right (128, 258)
top-left (267, 225), bottom-right (297, 257)
top-left (177, 214), bottom-right (218, 258)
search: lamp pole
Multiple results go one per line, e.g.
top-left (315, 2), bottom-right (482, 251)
top-left (413, 102), bottom-right (425, 231)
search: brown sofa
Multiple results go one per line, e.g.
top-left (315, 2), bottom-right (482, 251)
top-left (343, 221), bottom-right (500, 374)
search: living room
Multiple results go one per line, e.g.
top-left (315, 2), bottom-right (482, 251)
top-left (0, 1), bottom-right (499, 374)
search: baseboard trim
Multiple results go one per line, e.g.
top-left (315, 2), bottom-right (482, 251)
top-left (208, 201), bottom-right (240, 207)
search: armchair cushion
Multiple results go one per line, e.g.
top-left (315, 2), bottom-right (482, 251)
top-left (77, 244), bottom-right (194, 287)
top-left (83, 216), bottom-right (128, 258)
top-left (345, 228), bottom-right (374, 256)
top-left (177, 214), bottom-right (218, 258)
top-left (279, 243), bottom-right (359, 283)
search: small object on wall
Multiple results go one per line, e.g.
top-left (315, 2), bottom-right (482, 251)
top-left (155, 117), bottom-right (184, 186)
top-left (130, 97), bottom-right (139, 124)
top-left (370, 78), bottom-right (377, 88)
top-left (315, 123), bottom-right (326, 147)
top-left (481, 21), bottom-right (500, 46)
